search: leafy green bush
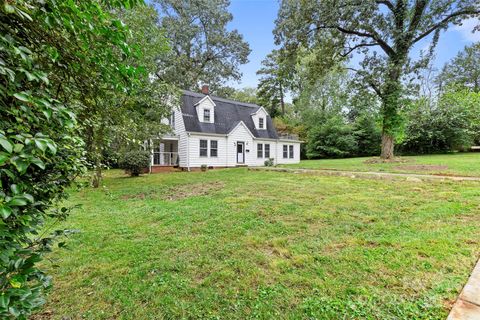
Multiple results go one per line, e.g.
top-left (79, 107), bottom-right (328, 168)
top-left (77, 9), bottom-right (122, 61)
top-left (306, 116), bottom-right (358, 158)
top-left (119, 150), bottom-right (151, 176)
top-left (400, 91), bottom-right (480, 154)
top-left (1, 0), bottom-right (139, 318)
top-left (264, 158), bottom-right (275, 166)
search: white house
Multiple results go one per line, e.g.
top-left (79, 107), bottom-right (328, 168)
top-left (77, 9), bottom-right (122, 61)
top-left (150, 86), bottom-right (301, 172)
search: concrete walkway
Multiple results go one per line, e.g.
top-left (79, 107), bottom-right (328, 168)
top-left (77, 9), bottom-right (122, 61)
top-left (448, 258), bottom-right (480, 320)
top-left (249, 167), bottom-right (480, 182)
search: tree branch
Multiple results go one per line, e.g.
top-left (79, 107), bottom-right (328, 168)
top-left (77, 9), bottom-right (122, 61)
top-left (335, 26), bottom-right (395, 57)
top-left (376, 0), bottom-right (395, 12)
top-left (347, 67), bottom-right (382, 97)
top-left (340, 42), bottom-right (379, 57)
top-left (413, 9), bottom-right (480, 44)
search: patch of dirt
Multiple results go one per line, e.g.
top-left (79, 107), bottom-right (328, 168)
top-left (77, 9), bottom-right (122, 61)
top-left (121, 193), bottom-right (146, 200)
top-left (395, 165), bottom-right (448, 171)
top-left (364, 157), bottom-right (412, 164)
top-left (163, 181), bottom-right (225, 201)
top-left (121, 181), bottom-right (225, 201)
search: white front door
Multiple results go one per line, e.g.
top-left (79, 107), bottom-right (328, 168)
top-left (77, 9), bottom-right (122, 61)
top-left (237, 142), bottom-right (245, 164)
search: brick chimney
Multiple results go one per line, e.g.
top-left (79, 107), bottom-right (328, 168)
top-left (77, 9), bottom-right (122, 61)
top-left (201, 84), bottom-right (209, 95)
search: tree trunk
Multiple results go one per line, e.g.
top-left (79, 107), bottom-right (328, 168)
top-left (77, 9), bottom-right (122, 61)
top-left (380, 133), bottom-right (395, 160)
top-left (279, 83), bottom-right (285, 115)
top-left (379, 54), bottom-right (405, 160)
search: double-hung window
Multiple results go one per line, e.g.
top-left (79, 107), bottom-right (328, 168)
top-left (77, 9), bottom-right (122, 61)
top-left (210, 140), bottom-right (218, 157)
top-left (259, 117), bottom-right (264, 129)
top-left (289, 145), bottom-right (294, 159)
top-left (283, 145), bottom-right (288, 158)
top-left (204, 109), bottom-right (211, 122)
top-left (257, 143), bottom-right (263, 158)
top-left (264, 144), bottom-right (270, 158)
top-left (200, 139), bottom-right (208, 157)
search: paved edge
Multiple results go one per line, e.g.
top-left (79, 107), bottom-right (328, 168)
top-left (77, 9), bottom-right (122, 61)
top-left (447, 258), bottom-right (480, 320)
top-left (249, 167), bottom-right (480, 182)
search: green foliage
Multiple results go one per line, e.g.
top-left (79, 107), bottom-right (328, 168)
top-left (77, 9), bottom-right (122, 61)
top-left (352, 115), bottom-right (381, 157)
top-left (306, 116), bottom-right (358, 158)
top-left (257, 50), bottom-right (287, 117)
top-left (118, 150), bottom-right (150, 176)
top-left (274, 0), bottom-right (479, 158)
top-left (0, 0), bottom-right (141, 317)
top-left (33, 168), bottom-right (480, 318)
top-left (400, 91), bottom-right (480, 154)
top-left (220, 87), bottom-right (259, 105)
top-left (437, 43), bottom-right (480, 93)
top-left (264, 158), bottom-right (275, 167)
top-left (154, 0), bottom-right (250, 92)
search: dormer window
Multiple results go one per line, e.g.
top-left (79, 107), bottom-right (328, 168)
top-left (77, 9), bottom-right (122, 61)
top-left (259, 117), bottom-right (264, 129)
top-left (204, 109), bottom-right (211, 122)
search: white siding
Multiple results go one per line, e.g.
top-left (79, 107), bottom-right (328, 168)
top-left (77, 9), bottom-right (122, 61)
top-left (276, 141), bottom-right (301, 164)
top-left (253, 140), bottom-right (277, 166)
top-left (187, 134), bottom-right (228, 167)
top-left (196, 96), bottom-right (215, 123)
top-left (226, 123), bottom-right (255, 166)
top-left (251, 108), bottom-right (268, 131)
top-left (173, 107), bottom-right (189, 168)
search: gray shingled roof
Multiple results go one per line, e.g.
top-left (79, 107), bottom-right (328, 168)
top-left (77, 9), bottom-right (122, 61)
top-left (180, 90), bottom-right (279, 139)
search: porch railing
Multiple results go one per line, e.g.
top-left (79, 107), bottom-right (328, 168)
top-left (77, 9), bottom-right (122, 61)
top-left (278, 133), bottom-right (299, 140)
top-left (153, 152), bottom-right (178, 166)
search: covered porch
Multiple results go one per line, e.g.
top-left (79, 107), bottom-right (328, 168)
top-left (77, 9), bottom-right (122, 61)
top-left (150, 136), bottom-right (179, 167)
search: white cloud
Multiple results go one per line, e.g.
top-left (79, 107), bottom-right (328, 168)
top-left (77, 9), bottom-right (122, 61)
top-left (454, 18), bottom-right (480, 42)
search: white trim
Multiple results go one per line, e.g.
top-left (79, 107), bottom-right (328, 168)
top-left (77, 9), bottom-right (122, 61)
top-left (250, 106), bottom-right (268, 115)
top-left (188, 131), bottom-right (228, 137)
top-left (187, 132), bottom-right (191, 171)
top-left (194, 95), bottom-right (216, 107)
top-left (227, 121), bottom-right (255, 138)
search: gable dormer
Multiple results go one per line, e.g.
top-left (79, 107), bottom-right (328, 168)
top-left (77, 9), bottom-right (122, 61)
top-left (195, 95), bottom-right (216, 124)
top-left (251, 107), bottom-right (268, 130)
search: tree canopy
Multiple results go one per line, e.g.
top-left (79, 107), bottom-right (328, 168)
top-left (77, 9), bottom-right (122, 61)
top-left (154, 0), bottom-right (251, 92)
top-left (274, 0), bottom-right (480, 159)
top-left (437, 42), bottom-right (480, 92)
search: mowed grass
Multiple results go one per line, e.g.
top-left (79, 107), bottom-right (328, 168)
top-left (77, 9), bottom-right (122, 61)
top-left (282, 153), bottom-right (480, 177)
top-left (36, 169), bottom-right (480, 319)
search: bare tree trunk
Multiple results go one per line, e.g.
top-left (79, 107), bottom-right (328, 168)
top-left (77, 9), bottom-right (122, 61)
top-left (380, 133), bottom-right (394, 159)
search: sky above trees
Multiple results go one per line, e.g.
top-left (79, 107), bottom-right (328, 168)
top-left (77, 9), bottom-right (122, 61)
top-left (226, 0), bottom-right (479, 91)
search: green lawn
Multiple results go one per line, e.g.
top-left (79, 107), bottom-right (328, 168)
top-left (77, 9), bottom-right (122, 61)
top-left (282, 153), bottom-right (480, 177)
top-left (36, 169), bottom-right (480, 319)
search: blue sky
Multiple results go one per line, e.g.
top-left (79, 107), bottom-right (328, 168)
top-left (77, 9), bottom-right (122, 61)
top-left (227, 0), bottom-right (480, 89)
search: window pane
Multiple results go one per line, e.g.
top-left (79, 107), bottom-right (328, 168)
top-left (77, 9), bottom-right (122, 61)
top-left (259, 117), bottom-right (264, 129)
top-left (289, 145), bottom-right (294, 158)
top-left (257, 143), bottom-right (263, 158)
top-left (200, 139), bottom-right (208, 156)
top-left (204, 109), bottom-right (210, 122)
top-left (265, 144), bottom-right (270, 158)
top-left (210, 140), bottom-right (218, 157)
top-left (283, 145), bottom-right (288, 158)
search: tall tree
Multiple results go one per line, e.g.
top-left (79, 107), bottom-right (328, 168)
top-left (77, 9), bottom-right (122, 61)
top-left (257, 50), bottom-right (287, 116)
top-left (437, 42), bottom-right (480, 92)
top-left (154, 0), bottom-right (251, 92)
top-left (274, 0), bottom-right (480, 159)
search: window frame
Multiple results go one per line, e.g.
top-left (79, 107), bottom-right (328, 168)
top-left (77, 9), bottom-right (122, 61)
top-left (257, 143), bottom-right (263, 158)
top-left (199, 139), bottom-right (208, 157)
top-left (203, 109), bottom-right (211, 122)
top-left (264, 144), bottom-right (270, 158)
top-left (259, 117), bottom-right (264, 129)
top-left (289, 145), bottom-right (294, 159)
top-left (210, 140), bottom-right (218, 157)
top-left (283, 145), bottom-right (288, 159)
